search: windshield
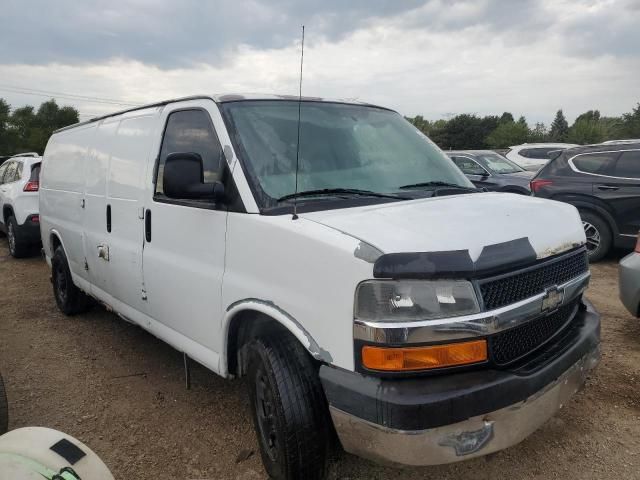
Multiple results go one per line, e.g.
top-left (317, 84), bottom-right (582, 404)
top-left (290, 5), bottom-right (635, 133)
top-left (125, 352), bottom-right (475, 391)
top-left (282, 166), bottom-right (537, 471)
top-left (476, 153), bottom-right (524, 174)
top-left (221, 101), bottom-right (473, 208)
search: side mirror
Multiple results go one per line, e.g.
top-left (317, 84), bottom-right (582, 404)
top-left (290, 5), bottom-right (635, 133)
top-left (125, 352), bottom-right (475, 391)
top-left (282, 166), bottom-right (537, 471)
top-left (163, 152), bottom-right (224, 201)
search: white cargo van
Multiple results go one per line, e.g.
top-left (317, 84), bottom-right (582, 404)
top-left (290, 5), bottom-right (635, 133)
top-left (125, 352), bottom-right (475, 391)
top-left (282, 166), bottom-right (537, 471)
top-left (40, 95), bottom-right (600, 479)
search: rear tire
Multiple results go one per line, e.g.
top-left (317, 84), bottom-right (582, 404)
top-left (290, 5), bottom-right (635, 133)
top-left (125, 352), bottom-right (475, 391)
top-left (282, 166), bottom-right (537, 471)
top-left (247, 335), bottom-right (331, 480)
top-left (7, 216), bottom-right (29, 258)
top-left (52, 246), bottom-right (89, 315)
top-left (0, 372), bottom-right (8, 434)
top-left (580, 211), bottom-right (612, 262)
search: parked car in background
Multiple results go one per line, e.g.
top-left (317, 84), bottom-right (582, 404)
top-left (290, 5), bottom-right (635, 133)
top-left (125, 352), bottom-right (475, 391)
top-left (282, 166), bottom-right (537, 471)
top-left (531, 142), bottom-right (640, 261)
top-left (619, 233), bottom-right (640, 317)
top-left (601, 139), bottom-right (640, 145)
top-left (447, 150), bottom-right (533, 194)
top-left (0, 153), bottom-right (42, 257)
top-left (506, 143), bottom-right (579, 171)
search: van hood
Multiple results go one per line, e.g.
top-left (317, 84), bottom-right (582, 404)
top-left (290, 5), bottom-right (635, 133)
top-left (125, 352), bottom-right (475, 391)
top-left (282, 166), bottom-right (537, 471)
top-left (302, 193), bottom-right (585, 262)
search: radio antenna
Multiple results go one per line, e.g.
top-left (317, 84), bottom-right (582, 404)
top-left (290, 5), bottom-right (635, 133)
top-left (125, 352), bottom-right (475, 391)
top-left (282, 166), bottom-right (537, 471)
top-left (292, 25), bottom-right (305, 220)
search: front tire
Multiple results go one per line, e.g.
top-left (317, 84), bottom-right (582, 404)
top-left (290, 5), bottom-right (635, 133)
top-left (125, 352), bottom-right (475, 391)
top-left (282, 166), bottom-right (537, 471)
top-left (247, 335), bottom-right (331, 480)
top-left (7, 216), bottom-right (29, 258)
top-left (580, 211), bottom-right (612, 262)
top-left (0, 372), bottom-right (8, 434)
top-left (52, 246), bottom-right (89, 315)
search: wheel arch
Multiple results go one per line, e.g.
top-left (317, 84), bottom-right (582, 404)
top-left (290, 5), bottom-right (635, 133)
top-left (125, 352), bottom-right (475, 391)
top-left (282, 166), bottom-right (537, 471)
top-left (549, 195), bottom-right (618, 237)
top-left (222, 299), bottom-right (331, 378)
top-left (48, 229), bottom-right (66, 258)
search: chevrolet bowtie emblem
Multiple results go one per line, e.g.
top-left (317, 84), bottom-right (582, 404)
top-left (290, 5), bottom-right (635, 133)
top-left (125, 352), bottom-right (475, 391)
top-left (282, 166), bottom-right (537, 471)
top-left (542, 286), bottom-right (564, 312)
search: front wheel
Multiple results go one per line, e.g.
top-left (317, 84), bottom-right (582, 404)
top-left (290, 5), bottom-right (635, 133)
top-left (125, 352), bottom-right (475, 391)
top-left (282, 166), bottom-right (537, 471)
top-left (247, 335), bottom-right (331, 480)
top-left (580, 211), bottom-right (612, 262)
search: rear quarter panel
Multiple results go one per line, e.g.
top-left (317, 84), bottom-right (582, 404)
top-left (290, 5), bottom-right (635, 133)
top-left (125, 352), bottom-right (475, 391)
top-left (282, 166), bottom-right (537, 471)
top-left (41, 124), bottom-right (97, 276)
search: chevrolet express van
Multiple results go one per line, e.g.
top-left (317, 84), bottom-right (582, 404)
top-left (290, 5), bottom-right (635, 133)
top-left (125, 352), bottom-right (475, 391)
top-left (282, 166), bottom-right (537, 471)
top-left (40, 95), bottom-right (600, 480)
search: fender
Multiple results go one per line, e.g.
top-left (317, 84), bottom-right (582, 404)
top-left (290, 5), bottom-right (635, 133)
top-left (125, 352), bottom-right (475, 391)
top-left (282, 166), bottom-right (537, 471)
top-left (551, 195), bottom-right (619, 237)
top-left (221, 298), bottom-right (332, 375)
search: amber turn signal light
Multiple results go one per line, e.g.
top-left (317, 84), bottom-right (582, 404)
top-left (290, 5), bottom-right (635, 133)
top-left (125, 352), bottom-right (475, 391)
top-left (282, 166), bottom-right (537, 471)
top-left (362, 340), bottom-right (488, 371)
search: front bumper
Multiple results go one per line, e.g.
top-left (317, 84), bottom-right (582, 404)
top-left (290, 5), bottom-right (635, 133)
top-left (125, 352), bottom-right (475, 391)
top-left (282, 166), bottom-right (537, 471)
top-left (619, 252), bottom-right (640, 317)
top-left (321, 299), bottom-right (600, 466)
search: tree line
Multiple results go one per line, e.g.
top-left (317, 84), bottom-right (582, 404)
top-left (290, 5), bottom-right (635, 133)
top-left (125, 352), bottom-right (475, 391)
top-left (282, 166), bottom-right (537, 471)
top-left (0, 98), bottom-right (80, 156)
top-left (2, 97), bottom-right (640, 156)
top-left (406, 103), bottom-right (640, 150)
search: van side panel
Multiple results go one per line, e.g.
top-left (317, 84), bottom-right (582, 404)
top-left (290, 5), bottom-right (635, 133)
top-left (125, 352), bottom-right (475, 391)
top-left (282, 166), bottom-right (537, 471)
top-left (41, 124), bottom-right (97, 278)
top-left (83, 118), bottom-right (119, 295)
top-left (105, 111), bottom-right (159, 312)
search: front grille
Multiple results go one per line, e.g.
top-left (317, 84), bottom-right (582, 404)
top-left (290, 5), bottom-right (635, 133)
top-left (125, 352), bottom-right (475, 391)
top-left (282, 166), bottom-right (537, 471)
top-left (479, 249), bottom-right (588, 310)
top-left (488, 299), bottom-right (579, 366)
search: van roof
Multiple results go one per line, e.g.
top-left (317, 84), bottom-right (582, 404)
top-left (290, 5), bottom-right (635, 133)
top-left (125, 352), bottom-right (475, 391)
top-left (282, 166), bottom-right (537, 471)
top-left (54, 93), bottom-right (389, 134)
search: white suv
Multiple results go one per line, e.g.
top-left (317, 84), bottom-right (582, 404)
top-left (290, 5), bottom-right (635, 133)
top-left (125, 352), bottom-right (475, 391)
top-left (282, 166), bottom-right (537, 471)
top-left (506, 143), bottom-right (579, 171)
top-left (0, 153), bottom-right (42, 257)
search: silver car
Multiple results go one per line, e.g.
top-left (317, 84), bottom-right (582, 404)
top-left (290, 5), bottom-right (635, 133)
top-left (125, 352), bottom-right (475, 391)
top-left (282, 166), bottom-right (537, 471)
top-left (619, 234), bottom-right (640, 317)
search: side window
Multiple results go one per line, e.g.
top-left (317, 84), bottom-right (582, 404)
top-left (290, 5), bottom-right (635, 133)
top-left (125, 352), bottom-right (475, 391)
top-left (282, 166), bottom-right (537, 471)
top-left (521, 148), bottom-right (553, 159)
top-left (3, 161), bottom-right (17, 183)
top-left (0, 162), bottom-right (8, 184)
top-left (155, 109), bottom-right (224, 196)
top-left (572, 153), bottom-right (617, 175)
top-left (454, 157), bottom-right (485, 175)
top-left (613, 150), bottom-right (640, 179)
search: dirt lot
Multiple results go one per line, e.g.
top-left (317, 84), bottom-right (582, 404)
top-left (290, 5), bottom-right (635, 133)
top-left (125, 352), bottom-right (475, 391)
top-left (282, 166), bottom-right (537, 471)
top-left (0, 238), bottom-right (639, 480)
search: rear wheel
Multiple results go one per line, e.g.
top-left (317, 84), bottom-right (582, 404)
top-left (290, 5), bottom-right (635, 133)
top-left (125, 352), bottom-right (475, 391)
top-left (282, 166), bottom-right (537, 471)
top-left (0, 372), bottom-right (8, 434)
top-left (7, 216), bottom-right (29, 258)
top-left (580, 211), bottom-right (612, 262)
top-left (52, 246), bottom-right (89, 315)
top-left (247, 335), bottom-right (331, 480)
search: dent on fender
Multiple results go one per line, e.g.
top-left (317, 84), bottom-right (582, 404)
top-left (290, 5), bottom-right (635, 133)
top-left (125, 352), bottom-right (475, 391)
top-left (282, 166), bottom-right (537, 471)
top-left (226, 298), bottom-right (334, 363)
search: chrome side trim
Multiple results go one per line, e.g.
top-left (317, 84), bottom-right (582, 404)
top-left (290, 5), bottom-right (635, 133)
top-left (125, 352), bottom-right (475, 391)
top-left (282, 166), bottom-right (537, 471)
top-left (354, 271), bottom-right (590, 344)
top-left (330, 345), bottom-right (600, 466)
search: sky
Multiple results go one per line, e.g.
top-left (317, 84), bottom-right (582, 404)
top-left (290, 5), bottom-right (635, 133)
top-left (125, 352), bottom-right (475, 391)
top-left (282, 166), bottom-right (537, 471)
top-left (1, 0), bottom-right (639, 124)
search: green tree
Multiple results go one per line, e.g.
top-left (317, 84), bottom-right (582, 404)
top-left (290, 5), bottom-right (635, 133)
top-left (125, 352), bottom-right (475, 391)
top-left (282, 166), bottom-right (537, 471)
top-left (499, 112), bottom-right (514, 124)
top-left (619, 103), bottom-right (640, 138)
top-left (486, 121), bottom-right (529, 148)
top-left (0, 98), bottom-right (79, 155)
top-left (567, 110), bottom-right (605, 145)
top-left (529, 122), bottom-right (548, 142)
top-left (549, 109), bottom-right (569, 142)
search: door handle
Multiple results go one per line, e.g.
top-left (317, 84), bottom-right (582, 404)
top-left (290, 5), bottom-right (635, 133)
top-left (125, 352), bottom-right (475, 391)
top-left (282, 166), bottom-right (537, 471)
top-left (145, 209), bottom-right (151, 242)
top-left (596, 185), bottom-right (619, 191)
top-left (106, 204), bottom-right (111, 233)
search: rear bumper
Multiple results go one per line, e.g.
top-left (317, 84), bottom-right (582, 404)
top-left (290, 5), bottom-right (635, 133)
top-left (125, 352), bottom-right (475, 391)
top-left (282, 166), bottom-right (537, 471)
top-left (16, 215), bottom-right (41, 243)
top-left (320, 299), bottom-right (600, 466)
top-left (619, 252), bottom-right (640, 317)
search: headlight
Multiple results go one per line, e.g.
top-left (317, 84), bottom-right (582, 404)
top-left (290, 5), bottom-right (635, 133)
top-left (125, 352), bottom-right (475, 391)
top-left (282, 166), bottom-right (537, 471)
top-left (355, 279), bottom-right (480, 322)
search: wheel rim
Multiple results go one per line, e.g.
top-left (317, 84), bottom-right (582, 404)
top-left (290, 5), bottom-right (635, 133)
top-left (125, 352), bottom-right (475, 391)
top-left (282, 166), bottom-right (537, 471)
top-left (254, 367), bottom-right (278, 462)
top-left (583, 221), bottom-right (601, 253)
top-left (7, 223), bottom-right (15, 255)
top-left (54, 261), bottom-right (68, 305)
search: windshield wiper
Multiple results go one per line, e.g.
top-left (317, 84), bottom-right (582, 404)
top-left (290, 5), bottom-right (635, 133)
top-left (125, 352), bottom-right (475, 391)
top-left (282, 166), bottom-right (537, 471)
top-left (398, 181), bottom-right (478, 191)
top-left (277, 188), bottom-right (410, 202)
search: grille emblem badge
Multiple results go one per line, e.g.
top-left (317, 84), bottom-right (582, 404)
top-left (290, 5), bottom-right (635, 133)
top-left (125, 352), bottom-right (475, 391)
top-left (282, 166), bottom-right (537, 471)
top-left (542, 286), bottom-right (564, 312)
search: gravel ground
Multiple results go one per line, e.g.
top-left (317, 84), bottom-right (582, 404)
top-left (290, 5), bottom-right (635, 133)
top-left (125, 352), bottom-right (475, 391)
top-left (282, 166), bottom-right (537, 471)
top-left (0, 237), bottom-right (639, 479)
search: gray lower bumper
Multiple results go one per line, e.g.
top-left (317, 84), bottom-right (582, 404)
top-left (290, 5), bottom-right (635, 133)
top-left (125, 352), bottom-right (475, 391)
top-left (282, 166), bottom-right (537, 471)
top-left (619, 252), bottom-right (640, 317)
top-left (330, 345), bottom-right (600, 466)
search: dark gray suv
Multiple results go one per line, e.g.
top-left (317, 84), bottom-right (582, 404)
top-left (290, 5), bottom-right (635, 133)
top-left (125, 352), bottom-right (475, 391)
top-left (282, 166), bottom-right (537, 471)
top-left (447, 150), bottom-right (534, 194)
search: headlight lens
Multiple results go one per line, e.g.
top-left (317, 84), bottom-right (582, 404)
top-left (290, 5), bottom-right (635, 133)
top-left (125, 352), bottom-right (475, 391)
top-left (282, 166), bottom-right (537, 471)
top-left (355, 279), bottom-right (480, 322)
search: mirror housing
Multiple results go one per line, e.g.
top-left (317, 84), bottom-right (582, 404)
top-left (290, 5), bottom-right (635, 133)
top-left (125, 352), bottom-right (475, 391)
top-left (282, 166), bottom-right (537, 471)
top-left (163, 152), bottom-right (224, 201)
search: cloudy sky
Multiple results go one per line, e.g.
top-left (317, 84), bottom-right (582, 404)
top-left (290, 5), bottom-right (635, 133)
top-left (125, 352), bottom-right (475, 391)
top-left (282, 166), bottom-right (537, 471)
top-left (1, 0), bottom-right (639, 124)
